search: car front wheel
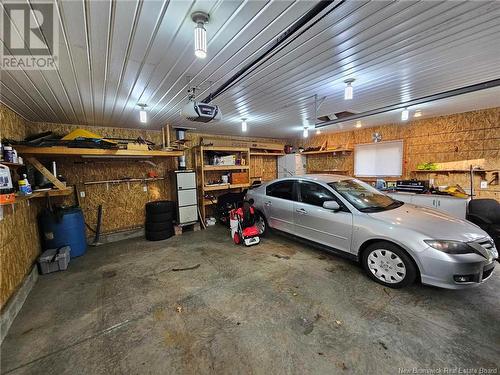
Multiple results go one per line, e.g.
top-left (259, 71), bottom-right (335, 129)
top-left (255, 211), bottom-right (268, 237)
top-left (361, 242), bottom-right (417, 288)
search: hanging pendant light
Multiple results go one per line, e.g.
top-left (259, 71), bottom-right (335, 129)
top-left (303, 127), bottom-right (309, 138)
top-left (191, 12), bottom-right (209, 59)
top-left (344, 78), bottom-right (355, 100)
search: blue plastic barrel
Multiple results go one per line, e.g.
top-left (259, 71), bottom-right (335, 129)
top-left (39, 207), bottom-right (87, 258)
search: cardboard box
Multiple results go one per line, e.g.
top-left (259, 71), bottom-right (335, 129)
top-left (230, 172), bottom-right (249, 185)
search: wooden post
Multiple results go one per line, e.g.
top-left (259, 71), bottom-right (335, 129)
top-left (161, 127), bottom-right (166, 150)
top-left (166, 124), bottom-right (171, 148)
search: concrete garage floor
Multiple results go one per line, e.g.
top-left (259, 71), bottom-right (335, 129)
top-left (1, 227), bottom-right (499, 375)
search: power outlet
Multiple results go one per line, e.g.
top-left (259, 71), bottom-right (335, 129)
top-left (143, 186), bottom-right (148, 192)
top-left (480, 180), bottom-right (488, 189)
top-left (80, 191), bottom-right (86, 198)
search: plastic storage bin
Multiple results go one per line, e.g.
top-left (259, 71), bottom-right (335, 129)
top-left (38, 246), bottom-right (70, 274)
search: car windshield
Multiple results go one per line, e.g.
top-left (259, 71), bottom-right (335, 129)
top-left (328, 179), bottom-right (403, 212)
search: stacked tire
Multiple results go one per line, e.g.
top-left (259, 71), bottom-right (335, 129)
top-left (145, 201), bottom-right (175, 241)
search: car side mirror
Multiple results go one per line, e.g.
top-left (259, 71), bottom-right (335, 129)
top-left (323, 201), bottom-right (340, 211)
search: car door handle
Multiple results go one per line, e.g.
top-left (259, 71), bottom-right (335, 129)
top-left (296, 208), bottom-right (307, 215)
top-left (264, 201), bottom-right (272, 207)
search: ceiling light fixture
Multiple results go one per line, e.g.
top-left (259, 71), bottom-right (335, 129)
top-left (414, 110), bottom-right (422, 118)
top-left (355, 121), bottom-right (362, 128)
top-left (401, 108), bottom-right (409, 121)
top-left (138, 104), bottom-right (148, 123)
top-left (241, 118), bottom-right (247, 132)
top-left (344, 78), bottom-right (355, 100)
top-left (303, 127), bottom-right (309, 138)
top-left (316, 129), bottom-right (321, 135)
top-left (191, 11), bottom-right (209, 59)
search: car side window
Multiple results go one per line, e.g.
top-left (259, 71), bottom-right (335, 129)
top-left (299, 181), bottom-right (338, 207)
top-left (266, 180), bottom-right (295, 200)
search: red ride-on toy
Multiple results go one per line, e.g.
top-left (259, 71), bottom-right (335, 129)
top-left (230, 200), bottom-right (261, 247)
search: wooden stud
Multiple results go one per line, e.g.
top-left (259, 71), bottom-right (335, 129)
top-left (26, 157), bottom-right (67, 190)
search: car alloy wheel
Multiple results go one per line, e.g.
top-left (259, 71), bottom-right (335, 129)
top-left (255, 211), bottom-right (267, 236)
top-left (367, 249), bottom-right (407, 284)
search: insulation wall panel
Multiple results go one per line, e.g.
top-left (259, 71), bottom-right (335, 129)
top-left (0, 105), bottom-right (42, 310)
top-left (297, 108), bottom-right (500, 201)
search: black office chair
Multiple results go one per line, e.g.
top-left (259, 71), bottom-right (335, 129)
top-left (467, 199), bottom-right (500, 251)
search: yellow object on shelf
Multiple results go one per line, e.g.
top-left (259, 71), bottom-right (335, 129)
top-left (62, 129), bottom-right (117, 144)
top-left (443, 185), bottom-right (468, 198)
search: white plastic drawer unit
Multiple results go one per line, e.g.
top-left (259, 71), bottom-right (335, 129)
top-left (177, 172), bottom-right (196, 190)
top-left (178, 189), bottom-right (197, 207)
top-left (178, 205), bottom-right (198, 224)
top-left (175, 171), bottom-right (198, 225)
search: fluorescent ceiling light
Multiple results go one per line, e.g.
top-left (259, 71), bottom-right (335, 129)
top-left (344, 78), bottom-right (355, 100)
top-left (401, 108), bottom-right (409, 121)
top-left (192, 12), bottom-right (209, 59)
top-left (316, 129), bottom-right (321, 135)
top-left (303, 127), bottom-right (309, 138)
top-left (414, 110), bottom-right (422, 118)
top-left (241, 118), bottom-right (247, 132)
top-left (355, 121), bottom-right (362, 128)
top-left (138, 104), bottom-right (147, 123)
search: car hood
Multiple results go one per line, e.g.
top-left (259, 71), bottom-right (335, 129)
top-left (368, 203), bottom-right (487, 242)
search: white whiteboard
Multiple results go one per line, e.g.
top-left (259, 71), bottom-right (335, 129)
top-left (354, 140), bottom-right (403, 177)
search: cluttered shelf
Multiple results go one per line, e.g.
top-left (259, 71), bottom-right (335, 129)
top-left (203, 165), bottom-right (250, 171)
top-left (15, 146), bottom-right (183, 158)
top-left (250, 152), bottom-right (285, 156)
top-left (203, 183), bottom-right (250, 192)
top-left (200, 146), bottom-right (249, 153)
top-left (0, 161), bottom-right (25, 168)
top-left (307, 169), bottom-right (348, 174)
top-left (411, 169), bottom-right (497, 174)
top-left (301, 148), bottom-right (353, 155)
top-left (0, 187), bottom-right (73, 206)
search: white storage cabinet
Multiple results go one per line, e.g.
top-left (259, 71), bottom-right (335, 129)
top-left (175, 171), bottom-right (198, 225)
top-left (278, 154), bottom-right (306, 178)
top-left (386, 192), bottom-right (468, 219)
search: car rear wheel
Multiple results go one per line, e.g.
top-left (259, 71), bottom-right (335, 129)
top-left (361, 242), bottom-right (417, 288)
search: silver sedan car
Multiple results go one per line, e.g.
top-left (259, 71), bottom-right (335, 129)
top-left (246, 175), bottom-right (498, 289)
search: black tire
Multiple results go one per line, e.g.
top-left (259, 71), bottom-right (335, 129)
top-left (145, 221), bottom-right (174, 232)
top-left (361, 241), bottom-right (417, 288)
top-left (255, 210), bottom-right (268, 237)
top-left (146, 212), bottom-right (174, 223)
top-left (145, 228), bottom-right (174, 241)
top-left (146, 200), bottom-right (175, 215)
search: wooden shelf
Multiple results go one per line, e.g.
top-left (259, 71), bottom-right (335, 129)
top-left (203, 183), bottom-right (250, 192)
top-left (203, 165), bottom-right (250, 171)
top-left (0, 187), bottom-right (73, 206)
top-left (15, 146), bottom-right (183, 158)
top-left (203, 198), bottom-right (218, 206)
top-left (302, 149), bottom-right (353, 155)
top-left (0, 161), bottom-right (25, 168)
top-left (412, 169), bottom-right (494, 174)
top-left (250, 152), bottom-right (285, 156)
top-left (308, 170), bottom-right (348, 174)
top-left (200, 146), bottom-right (249, 153)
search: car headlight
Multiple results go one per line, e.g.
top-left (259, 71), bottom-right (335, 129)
top-left (424, 240), bottom-right (475, 254)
